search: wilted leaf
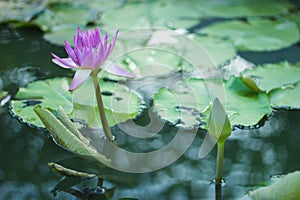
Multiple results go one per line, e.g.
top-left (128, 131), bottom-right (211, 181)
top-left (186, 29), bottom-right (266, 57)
top-left (34, 106), bottom-right (111, 166)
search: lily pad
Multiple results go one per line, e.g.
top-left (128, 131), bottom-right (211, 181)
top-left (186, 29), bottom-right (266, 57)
top-left (106, 48), bottom-right (195, 80)
top-left (242, 62), bottom-right (300, 93)
top-left (192, 35), bottom-right (236, 67)
top-left (72, 77), bottom-right (141, 129)
top-left (11, 77), bottom-right (73, 127)
top-left (43, 24), bottom-right (85, 46)
top-left (199, 19), bottom-right (299, 51)
top-left (249, 171), bottom-right (300, 200)
top-left (101, 1), bottom-right (200, 30)
top-left (0, 0), bottom-right (46, 23)
top-left (11, 77), bottom-right (142, 128)
top-left (33, 3), bottom-right (93, 32)
top-left (153, 77), bottom-right (271, 128)
top-left (110, 29), bottom-right (221, 78)
top-left (269, 82), bottom-right (300, 109)
top-left (194, 0), bottom-right (292, 18)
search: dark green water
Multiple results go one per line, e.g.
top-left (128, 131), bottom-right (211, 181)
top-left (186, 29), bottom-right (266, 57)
top-left (0, 25), bottom-right (300, 200)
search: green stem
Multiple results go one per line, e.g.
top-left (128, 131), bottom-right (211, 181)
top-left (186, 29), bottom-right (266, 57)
top-left (215, 141), bottom-right (225, 184)
top-left (91, 71), bottom-right (114, 142)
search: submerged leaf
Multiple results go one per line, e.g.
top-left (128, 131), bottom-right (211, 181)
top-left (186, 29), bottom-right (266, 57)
top-left (199, 19), bottom-right (299, 51)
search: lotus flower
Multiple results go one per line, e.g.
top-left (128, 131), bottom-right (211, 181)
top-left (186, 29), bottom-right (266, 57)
top-left (51, 27), bottom-right (135, 91)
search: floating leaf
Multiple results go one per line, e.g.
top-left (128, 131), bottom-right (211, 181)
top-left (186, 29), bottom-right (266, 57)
top-left (43, 24), bottom-right (86, 46)
top-left (249, 171), bottom-right (300, 200)
top-left (33, 3), bottom-right (93, 32)
top-left (11, 77), bottom-right (142, 129)
top-left (106, 48), bottom-right (195, 80)
top-left (153, 77), bottom-right (271, 128)
top-left (285, 11), bottom-right (300, 30)
top-left (73, 77), bottom-right (141, 129)
top-left (102, 1), bottom-right (200, 30)
top-left (108, 29), bottom-right (223, 81)
top-left (0, 0), bottom-right (46, 23)
top-left (11, 77), bottom-right (72, 127)
top-left (269, 82), bottom-right (300, 109)
top-left (192, 35), bottom-right (236, 67)
top-left (199, 19), bottom-right (299, 51)
top-left (242, 62), bottom-right (300, 92)
top-left (194, 0), bottom-right (292, 18)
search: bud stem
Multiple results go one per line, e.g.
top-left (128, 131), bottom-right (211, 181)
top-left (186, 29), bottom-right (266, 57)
top-left (215, 141), bottom-right (225, 184)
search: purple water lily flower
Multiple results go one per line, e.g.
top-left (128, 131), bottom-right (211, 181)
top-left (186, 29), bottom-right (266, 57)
top-left (51, 27), bottom-right (135, 91)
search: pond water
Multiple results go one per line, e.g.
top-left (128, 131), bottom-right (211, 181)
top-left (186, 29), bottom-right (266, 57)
top-left (0, 23), bottom-right (300, 200)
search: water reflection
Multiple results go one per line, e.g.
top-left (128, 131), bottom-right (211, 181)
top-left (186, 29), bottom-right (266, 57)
top-left (0, 111), bottom-right (74, 199)
top-left (0, 24), bottom-right (300, 199)
top-left (1, 89), bottom-right (300, 199)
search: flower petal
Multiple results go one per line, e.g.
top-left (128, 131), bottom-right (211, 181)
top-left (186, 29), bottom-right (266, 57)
top-left (81, 50), bottom-right (97, 69)
top-left (103, 61), bottom-right (136, 78)
top-left (51, 53), bottom-right (77, 69)
top-left (69, 69), bottom-right (92, 91)
top-left (64, 41), bottom-right (78, 65)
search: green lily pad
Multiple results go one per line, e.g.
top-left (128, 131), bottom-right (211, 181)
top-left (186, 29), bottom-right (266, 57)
top-left (242, 62), bottom-right (300, 92)
top-left (105, 48), bottom-right (195, 80)
top-left (285, 11), bottom-right (300, 29)
top-left (192, 35), bottom-right (236, 67)
top-left (153, 77), bottom-right (271, 128)
top-left (11, 77), bottom-right (141, 128)
top-left (108, 29), bottom-right (225, 81)
top-left (33, 3), bottom-right (93, 32)
top-left (11, 77), bottom-right (73, 127)
top-left (43, 24), bottom-right (85, 46)
top-left (269, 82), bottom-right (300, 109)
top-left (43, 24), bottom-right (116, 46)
top-left (72, 77), bottom-right (141, 129)
top-left (249, 171), bottom-right (300, 200)
top-left (194, 0), bottom-right (292, 18)
top-left (199, 19), bottom-right (299, 51)
top-left (101, 1), bottom-right (200, 30)
top-left (0, 0), bottom-right (46, 23)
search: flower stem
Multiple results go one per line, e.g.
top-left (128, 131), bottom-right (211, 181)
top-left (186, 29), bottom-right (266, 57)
top-left (215, 141), bottom-right (225, 184)
top-left (91, 73), bottom-right (114, 142)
